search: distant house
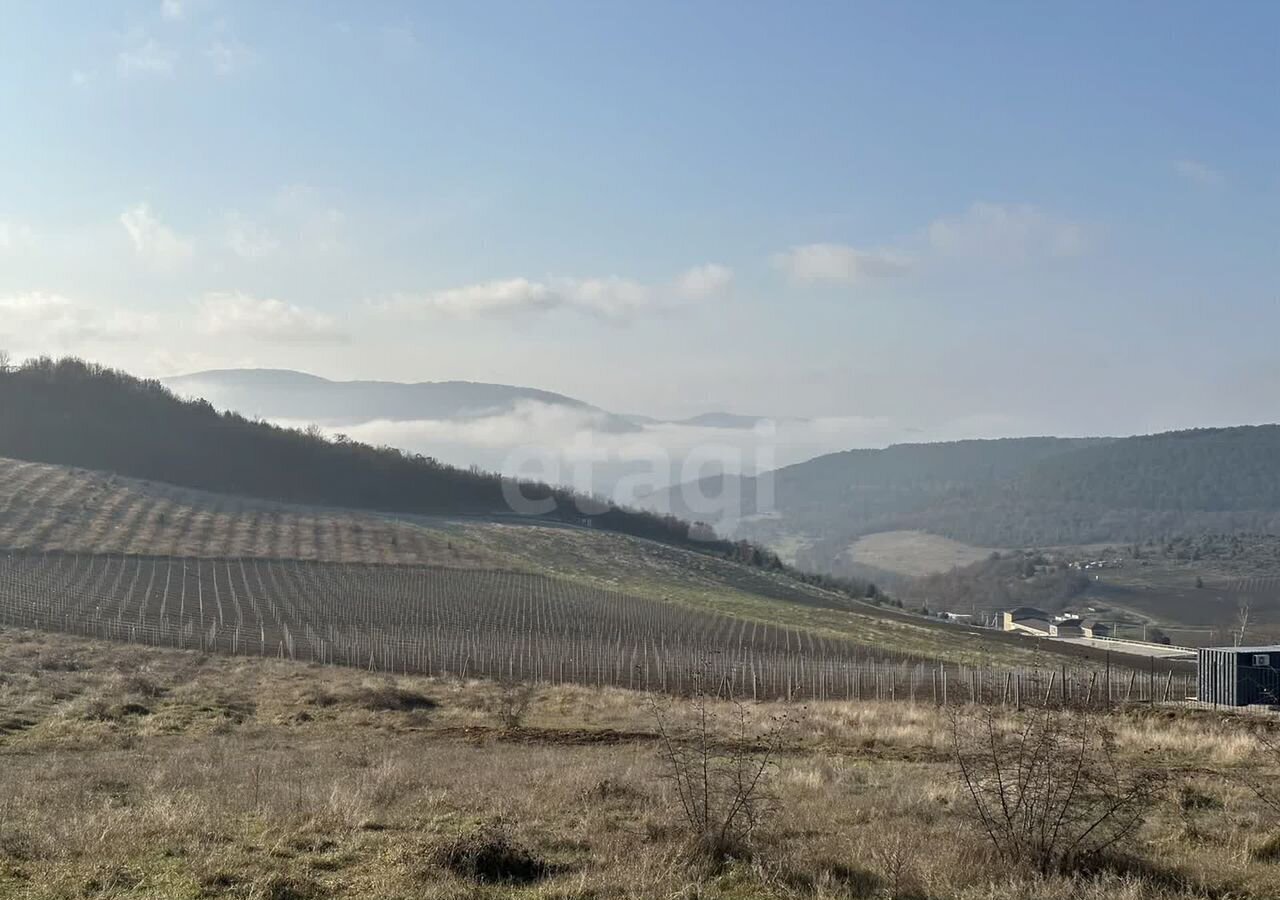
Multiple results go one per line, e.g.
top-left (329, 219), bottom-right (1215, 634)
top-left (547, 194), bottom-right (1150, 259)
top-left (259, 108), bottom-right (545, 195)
top-left (1054, 617), bottom-right (1109, 639)
top-left (1001, 606), bottom-right (1056, 637)
top-left (1198, 646), bottom-right (1280, 706)
top-left (1055, 618), bottom-right (1088, 638)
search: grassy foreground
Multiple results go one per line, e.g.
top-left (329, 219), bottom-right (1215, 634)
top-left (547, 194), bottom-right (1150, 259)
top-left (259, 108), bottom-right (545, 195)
top-left (0, 627), bottom-right (1278, 899)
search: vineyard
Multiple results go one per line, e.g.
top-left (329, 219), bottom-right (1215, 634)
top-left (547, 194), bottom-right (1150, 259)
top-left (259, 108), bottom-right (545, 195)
top-left (0, 457), bottom-right (850, 614)
top-left (0, 548), bottom-right (1193, 704)
top-left (0, 458), bottom-right (495, 567)
top-left (1226, 574), bottom-right (1280, 598)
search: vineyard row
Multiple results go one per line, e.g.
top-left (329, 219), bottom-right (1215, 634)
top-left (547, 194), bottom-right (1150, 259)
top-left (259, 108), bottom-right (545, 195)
top-left (0, 549), bottom-right (1190, 705)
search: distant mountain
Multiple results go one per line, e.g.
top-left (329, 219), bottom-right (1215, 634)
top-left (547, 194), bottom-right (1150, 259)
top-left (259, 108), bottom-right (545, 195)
top-left (164, 370), bottom-right (792, 436)
top-left (161, 369), bottom-right (808, 502)
top-left (646, 429), bottom-right (1280, 572)
top-left (164, 369), bottom-right (641, 432)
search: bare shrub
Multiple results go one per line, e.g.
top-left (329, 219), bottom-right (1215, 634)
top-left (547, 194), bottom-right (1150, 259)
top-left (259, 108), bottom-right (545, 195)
top-left (353, 681), bottom-right (435, 713)
top-left (650, 675), bottom-right (791, 867)
top-left (115, 669), bottom-right (164, 699)
top-left (1234, 725), bottom-right (1280, 857)
top-left (496, 681), bottom-right (535, 730)
top-left (870, 831), bottom-right (925, 899)
top-left (429, 819), bottom-right (549, 884)
top-left (949, 706), bottom-right (1164, 874)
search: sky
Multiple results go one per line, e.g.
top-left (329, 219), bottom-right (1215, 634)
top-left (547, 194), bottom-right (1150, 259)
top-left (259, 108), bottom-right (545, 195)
top-left (1, 1), bottom-right (1277, 445)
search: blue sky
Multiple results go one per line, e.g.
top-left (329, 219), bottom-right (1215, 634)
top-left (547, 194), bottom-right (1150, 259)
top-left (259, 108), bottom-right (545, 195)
top-left (0, 0), bottom-right (1276, 437)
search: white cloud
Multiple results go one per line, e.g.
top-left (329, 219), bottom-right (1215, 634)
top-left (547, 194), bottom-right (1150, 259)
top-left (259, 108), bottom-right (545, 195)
top-left (382, 278), bottom-right (558, 318)
top-left (267, 405), bottom-right (916, 501)
top-left (206, 39), bottom-right (254, 75)
top-left (195, 292), bottom-right (346, 343)
top-left (674, 263), bottom-right (733, 299)
top-left (927, 202), bottom-right (1087, 261)
top-left (117, 38), bottom-right (177, 77)
top-left (161, 0), bottom-right (185, 20)
top-left (0, 293), bottom-right (158, 343)
top-left (773, 243), bottom-right (914, 282)
top-left (120, 203), bottom-right (194, 269)
top-left (225, 213), bottom-right (279, 260)
top-left (69, 69), bottom-right (93, 88)
top-left (555, 276), bottom-right (651, 317)
top-left (0, 292), bottom-right (75, 323)
top-left (1172, 158), bottom-right (1225, 187)
top-left (379, 275), bottom-right (659, 320)
top-left (776, 203), bottom-right (1089, 281)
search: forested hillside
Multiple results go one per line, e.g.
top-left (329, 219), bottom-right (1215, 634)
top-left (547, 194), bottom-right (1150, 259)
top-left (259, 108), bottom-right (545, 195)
top-left (650, 429), bottom-right (1280, 571)
top-left (1013, 427), bottom-right (1280, 511)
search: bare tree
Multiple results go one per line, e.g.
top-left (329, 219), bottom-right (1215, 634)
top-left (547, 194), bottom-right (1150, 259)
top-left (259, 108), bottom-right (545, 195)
top-left (0, 349), bottom-right (10, 373)
top-left (950, 706), bottom-right (1164, 874)
top-left (1236, 598), bottom-right (1252, 647)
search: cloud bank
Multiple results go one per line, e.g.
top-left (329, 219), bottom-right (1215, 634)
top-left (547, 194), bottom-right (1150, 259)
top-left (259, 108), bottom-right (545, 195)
top-left (195, 293), bottom-right (346, 343)
top-left (377, 264), bottom-right (732, 320)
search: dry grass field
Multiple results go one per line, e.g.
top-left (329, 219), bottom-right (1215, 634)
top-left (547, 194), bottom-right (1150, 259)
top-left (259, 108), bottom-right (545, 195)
top-left (1, 626), bottom-right (1279, 899)
top-left (845, 532), bottom-right (1000, 577)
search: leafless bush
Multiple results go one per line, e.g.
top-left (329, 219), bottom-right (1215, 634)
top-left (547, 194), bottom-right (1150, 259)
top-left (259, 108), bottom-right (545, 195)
top-left (429, 819), bottom-right (549, 884)
top-left (1232, 725), bottom-right (1280, 857)
top-left (949, 706), bottom-right (1164, 874)
top-left (114, 669), bottom-right (164, 699)
top-left (650, 675), bottom-right (791, 866)
top-left (870, 831), bottom-right (925, 899)
top-left (496, 682), bottom-right (535, 730)
top-left (353, 681), bottom-right (435, 713)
